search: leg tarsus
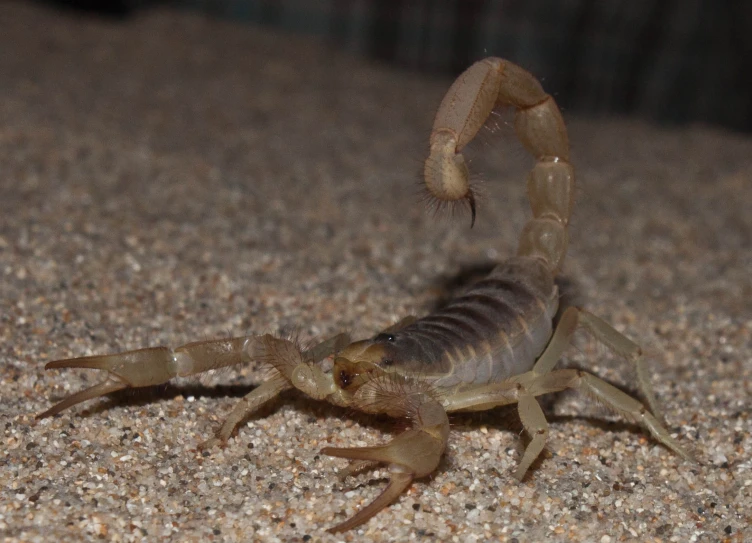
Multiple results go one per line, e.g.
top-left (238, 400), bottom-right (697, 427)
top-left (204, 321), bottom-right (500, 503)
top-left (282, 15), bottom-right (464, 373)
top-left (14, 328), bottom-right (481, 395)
top-left (577, 309), bottom-right (663, 421)
top-left (444, 363), bottom-right (693, 483)
top-left (536, 306), bottom-right (668, 424)
top-left (203, 332), bottom-right (350, 449)
top-left (574, 370), bottom-right (695, 462)
top-left (198, 372), bottom-right (291, 450)
top-left (514, 393), bottom-right (549, 480)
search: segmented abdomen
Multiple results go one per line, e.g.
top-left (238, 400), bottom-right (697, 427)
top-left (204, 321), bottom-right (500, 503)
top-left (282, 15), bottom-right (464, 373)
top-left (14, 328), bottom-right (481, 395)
top-left (376, 256), bottom-right (558, 389)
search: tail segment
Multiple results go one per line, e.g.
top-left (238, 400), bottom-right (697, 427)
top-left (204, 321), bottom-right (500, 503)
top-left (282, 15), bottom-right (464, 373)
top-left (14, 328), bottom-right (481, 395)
top-left (423, 58), bottom-right (574, 272)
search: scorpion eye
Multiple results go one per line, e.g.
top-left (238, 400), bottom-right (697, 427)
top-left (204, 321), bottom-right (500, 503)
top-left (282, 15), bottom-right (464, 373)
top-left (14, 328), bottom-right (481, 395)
top-left (338, 369), bottom-right (352, 388)
top-left (374, 333), bottom-right (396, 343)
top-left (381, 358), bottom-right (394, 367)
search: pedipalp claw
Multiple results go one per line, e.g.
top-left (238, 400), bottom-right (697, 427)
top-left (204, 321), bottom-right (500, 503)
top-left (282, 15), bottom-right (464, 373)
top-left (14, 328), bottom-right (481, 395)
top-left (44, 347), bottom-right (179, 387)
top-left (327, 465), bottom-right (413, 533)
top-left (39, 337), bottom-right (258, 418)
top-left (39, 346), bottom-right (187, 417)
top-left (320, 421), bottom-right (447, 531)
top-left (320, 439), bottom-right (419, 532)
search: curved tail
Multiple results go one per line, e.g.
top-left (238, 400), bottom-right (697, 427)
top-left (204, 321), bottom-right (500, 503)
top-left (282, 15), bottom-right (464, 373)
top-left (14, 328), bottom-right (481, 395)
top-left (423, 58), bottom-right (575, 272)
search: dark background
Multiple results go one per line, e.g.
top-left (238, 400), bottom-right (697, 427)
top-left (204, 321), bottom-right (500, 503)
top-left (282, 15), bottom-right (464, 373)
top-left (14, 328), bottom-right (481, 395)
top-left (38, 0), bottom-right (752, 132)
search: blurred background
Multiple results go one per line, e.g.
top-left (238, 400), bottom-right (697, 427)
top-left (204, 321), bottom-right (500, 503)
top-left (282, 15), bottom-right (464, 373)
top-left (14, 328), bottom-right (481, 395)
top-left (39, 0), bottom-right (752, 133)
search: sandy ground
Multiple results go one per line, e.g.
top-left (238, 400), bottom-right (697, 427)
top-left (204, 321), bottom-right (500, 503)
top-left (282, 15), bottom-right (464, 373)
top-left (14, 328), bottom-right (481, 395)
top-left (1, 3), bottom-right (750, 542)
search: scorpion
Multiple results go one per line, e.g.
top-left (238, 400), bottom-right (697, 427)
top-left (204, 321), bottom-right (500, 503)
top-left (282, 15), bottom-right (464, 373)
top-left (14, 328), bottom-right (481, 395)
top-left (37, 58), bottom-right (693, 533)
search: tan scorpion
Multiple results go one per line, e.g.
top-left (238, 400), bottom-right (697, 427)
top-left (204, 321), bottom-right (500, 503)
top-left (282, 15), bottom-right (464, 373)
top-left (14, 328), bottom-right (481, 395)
top-left (38, 58), bottom-right (693, 533)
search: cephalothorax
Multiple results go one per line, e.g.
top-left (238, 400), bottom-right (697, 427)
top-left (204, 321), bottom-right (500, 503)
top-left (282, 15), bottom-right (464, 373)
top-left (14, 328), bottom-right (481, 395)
top-left (38, 58), bottom-right (692, 532)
